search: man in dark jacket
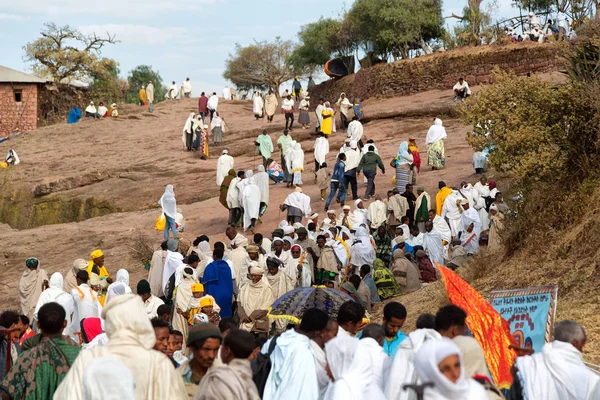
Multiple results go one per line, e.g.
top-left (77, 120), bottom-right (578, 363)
top-left (357, 145), bottom-right (385, 200)
top-left (324, 153), bottom-right (346, 211)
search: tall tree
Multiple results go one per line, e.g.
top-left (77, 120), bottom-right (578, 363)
top-left (348, 0), bottom-right (444, 59)
top-left (88, 59), bottom-right (127, 103)
top-left (23, 23), bottom-right (118, 82)
top-left (288, 17), bottom-right (357, 71)
top-left (223, 37), bottom-right (303, 96)
top-left (126, 65), bottom-right (166, 104)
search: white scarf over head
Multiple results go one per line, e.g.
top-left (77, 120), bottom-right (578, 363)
top-left (426, 118), bottom-right (448, 144)
top-left (158, 185), bottom-right (177, 219)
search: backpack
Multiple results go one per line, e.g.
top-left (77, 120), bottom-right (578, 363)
top-left (251, 333), bottom-right (280, 397)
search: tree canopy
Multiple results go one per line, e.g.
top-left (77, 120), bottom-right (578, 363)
top-left (23, 23), bottom-right (118, 83)
top-left (288, 17), bottom-right (357, 71)
top-left (347, 0), bottom-right (444, 59)
top-left (126, 65), bottom-right (166, 104)
top-left (88, 58), bottom-right (127, 103)
top-left (223, 38), bottom-right (303, 95)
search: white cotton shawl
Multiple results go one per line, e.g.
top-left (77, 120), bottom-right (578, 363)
top-left (368, 200), bottom-right (387, 229)
top-left (290, 143), bottom-right (305, 173)
top-left (384, 329), bottom-right (442, 400)
top-left (183, 112), bottom-right (195, 133)
top-left (161, 250), bottom-right (184, 293)
top-left (344, 148), bottom-right (361, 171)
top-left (82, 357), bottom-right (135, 400)
top-left (516, 341), bottom-right (600, 400)
top-left (211, 116), bottom-right (225, 132)
top-left (461, 207), bottom-right (482, 236)
top-left (227, 177), bottom-right (242, 209)
top-left (285, 140), bottom-right (297, 172)
top-left (350, 231), bottom-right (375, 267)
top-left (414, 338), bottom-right (487, 400)
top-left (256, 165), bottom-right (270, 204)
top-left (54, 294), bottom-right (187, 400)
top-left (242, 178), bottom-right (261, 230)
top-left (34, 273), bottom-right (74, 335)
top-left (253, 96), bottom-right (264, 114)
top-left (239, 278), bottom-right (274, 331)
top-left (432, 215), bottom-right (452, 244)
top-left (314, 137), bottom-right (329, 166)
top-left (208, 95), bottom-right (219, 110)
top-left (283, 192), bottom-right (312, 217)
top-left (423, 230), bottom-right (445, 265)
top-left (216, 154), bottom-right (235, 187)
top-left (426, 118), bottom-right (448, 144)
top-left (347, 120), bottom-right (363, 143)
top-left (158, 185), bottom-right (177, 219)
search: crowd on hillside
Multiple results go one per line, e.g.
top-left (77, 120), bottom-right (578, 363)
top-left (1, 74), bottom-right (597, 400)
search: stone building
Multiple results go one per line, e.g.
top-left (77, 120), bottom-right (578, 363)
top-left (0, 65), bottom-right (47, 138)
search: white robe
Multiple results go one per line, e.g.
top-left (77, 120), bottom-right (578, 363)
top-left (290, 145), bottom-right (305, 173)
top-left (144, 294), bottom-right (164, 319)
top-left (422, 230), bottom-right (445, 265)
top-left (253, 96), bottom-right (264, 116)
top-left (432, 215), bottom-right (452, 244)
top-left (516, 340), bottom-right (600, 400)
top-left (283, 192), bottom-right (312, 218)
top-left (208, 95), bottom-right (219, 110)
top-left (385, 329), bottom-right (442, 400)
top-left (183, 80), bottom-right (192, 94)
top-left (406, 232), bottom-right (424, 248)
top-left (222, 87), bottom-right (231, 100)
top-left (347, 120), bottom-right (363, 143)
top-left (227, 177), bottom-right (242, 208)
top-left (70, 284), bottom-right (102, 339)
top-left (54, 295), bottom-right (187, 400)
top-left (241, 179), bottom-right (261, 230)
top-left (34, 273), bottom-right (74, 336)
top-left (264, 329), bottom-right (320, 400)
top-left (216, 154), bottom-right (234, 186)
top-left (367, 200), bottom-right (387, 229)
top-left (161, 250), bottom-right (185, 294)
top-left (255, 169), bottom-right (270, 205)
top-left (315, 104), bottom-right (324, 127)
top-left (442, 192), bottom-right (462, 237)
top-left (344, 148), bottom-right (361, 171)
top-left (313, 137), bottom-right (329, 166)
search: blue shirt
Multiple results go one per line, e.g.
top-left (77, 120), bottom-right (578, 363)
top-left (383, 331), bottom-right (407, 360)
top-left (331, 160), bottom-right (346, 182)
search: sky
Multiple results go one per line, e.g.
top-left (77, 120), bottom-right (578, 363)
top-left (0, 0), bottom-right (517, 95)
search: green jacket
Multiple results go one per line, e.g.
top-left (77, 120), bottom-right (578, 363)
top-left (357, 152), bottom-right (385, 173)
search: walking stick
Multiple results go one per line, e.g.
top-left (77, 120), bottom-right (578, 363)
top-left (403, 382), bottom-right (434, 400)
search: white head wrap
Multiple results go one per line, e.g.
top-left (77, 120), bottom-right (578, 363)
top-left (82, 357), bottom-right (135, 400)
top-left (414, 338), bottom-right (469, 397)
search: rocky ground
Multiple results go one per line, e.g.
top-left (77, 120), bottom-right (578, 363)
top-left (0, 88), bottom-right (481, 307)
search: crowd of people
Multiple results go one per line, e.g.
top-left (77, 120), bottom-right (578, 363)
top-left (1, 76), bottom-right (597, 400)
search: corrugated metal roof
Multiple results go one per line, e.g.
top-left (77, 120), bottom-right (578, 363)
top-left (0, 65), bottom-right (47, 83)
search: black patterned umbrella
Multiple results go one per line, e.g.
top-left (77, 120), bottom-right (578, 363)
top-left (267, 287), bottom-right (355, 324)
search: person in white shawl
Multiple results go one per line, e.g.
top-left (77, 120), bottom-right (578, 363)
top-left (167, 81), bottom-right (178, 99)
top-left (222, 86), bottom-right (232, 100)
top-left (211, 112), bottom-right (226, 145)
top-left (216, 149), bottom-right (234, 186)
top-left (422, 221), bottom-right (445, 265)
top-left (5, 148), bottom-right (20, 166)
top-left (146, 80), bottom-right (154, 104)
top-left (158, 184), bottom-right (178, 241)
top-left (253, 92), bottom-right (264, 119)
top-left (183, 78), bottom-right (192, 97)
top-left (173, 267), bottom-right (198, 351)
top-left (148, 242), bottom-right (168, 297)
top-left (358, 324), bottom-right (392, 391)
top-left (453, 77), bottom-right (471, 100)
top-left (460, 200), bottom-right (481, 254)
top-left (384, 328), bottom-right (442, 400)
top-left (33, 272), bottom-right (74, 336)
top-left (335, 92), bottom-right (353, 131)
top-left (313, 134), bottom-right (329, 170)
top-left (227, 173), bottom-right (243, 225)
top-left (353, 199), bottom-right (368, 227)
top-left (282, 187), bottom-right (312, 219)
top-left (347, 117), bottom-right (363, 144)
top-left (426, 118), bottom-right (448, 170)
top-left (289, 142), bottom-right (305, 186)
top-left (54, 294), bottom-right (187, 399)
top-left (161, 239), bottom-right (185, 295)
top-left (240, 171), bottom-right (261, 232)
top-left (441, 190), bottom-right (463, 239)
top-left (413, 338), bottom-right (487, 400)
top-left (106, 269), bottom-right (133, 304)
top-left (512, 320), bottom-right (600, 400)
top-left (315, 99), bottom-right (324, 130)
top-left (19, 257), bottom-right (49, 322)
top-left (350, 226), bottom-right (375, 272)
top-left (255, 165), bottom-right (270, 216)
top-left (290, 244), bottom-right (312, 288)
top-left (324, 333), bottom-right (385, 400)
top-left (368, 195), bottom-right (387, 229)
top-left (81, 357), bottom-right (135, 400)
top-left (238, 263), bottom-right (274, 333)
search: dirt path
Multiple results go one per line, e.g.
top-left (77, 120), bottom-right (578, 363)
top-left (0, 89), bottom-right (482, 309)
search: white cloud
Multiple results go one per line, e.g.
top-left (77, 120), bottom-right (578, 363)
top-left (1, 0), bottom-right (219, 16)
top-left (78, 24), bottom-right (187, 45)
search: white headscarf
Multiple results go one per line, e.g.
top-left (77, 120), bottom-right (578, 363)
top-left (183, 112), bottom-right (195, 133)
top-left (105, 280), bottom-right (132, 305)
top-left (102, 294), bottom-right (156, 350)
top-left (116, 269), bottom-right (129, 286)
top-left (414, 338), bottom-right (470, 398)
top-left (325, 335), bottom-right (359, 380)
top-left (453, 336), bottom-right (488, 378)
top-left (426, 118), bottom-right (448, 144)
top-left (82, 357), bottom-right (135, 400)
top-left (158, 185), bottom-right (177, 219)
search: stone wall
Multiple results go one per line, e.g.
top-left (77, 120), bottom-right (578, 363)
top-left (309, 42), bottom-right (562, 102)
top-left (0, 82), bottom-right (38, 137)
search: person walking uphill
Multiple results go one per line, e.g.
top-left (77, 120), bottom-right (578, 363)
top-left (256, 130), bottom-right (274, 169)
top-left (393, 142), bottom-right (414, 193)
top-left (325, 153), bottom-right (347, 211)
top-left (282, 95), bottom-right (295, 131)
top-left (159, 185), bottom-right (178, 242)
top-left (357, 145), bottom-right (385, 200)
